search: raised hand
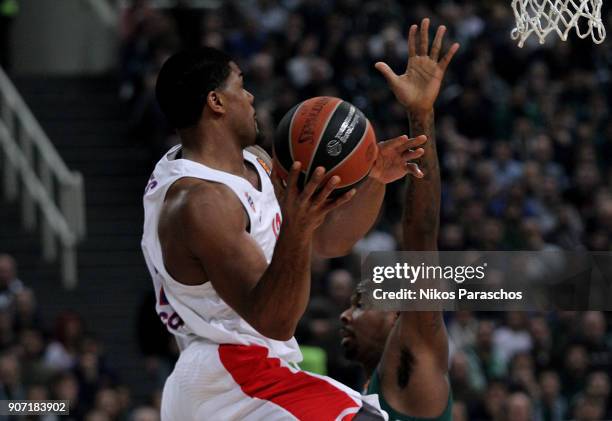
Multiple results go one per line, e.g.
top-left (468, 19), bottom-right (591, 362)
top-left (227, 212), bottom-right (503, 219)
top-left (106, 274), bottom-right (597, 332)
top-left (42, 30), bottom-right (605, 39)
top-left (375, 18), bottom-right (460, 114)
top-left (369, 135), bottom-right (428, 184)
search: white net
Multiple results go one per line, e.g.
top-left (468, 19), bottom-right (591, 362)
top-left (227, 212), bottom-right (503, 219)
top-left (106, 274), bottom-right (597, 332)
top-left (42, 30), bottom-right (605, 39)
top-left (511, 0), bottom-right (607, 47)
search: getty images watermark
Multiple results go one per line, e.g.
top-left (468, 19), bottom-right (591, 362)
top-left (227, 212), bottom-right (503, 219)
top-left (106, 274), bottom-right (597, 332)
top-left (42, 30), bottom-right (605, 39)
top-left (371, 261), bottom-right (522, 302)
top-left (361, 251), bottom-right (612, 311)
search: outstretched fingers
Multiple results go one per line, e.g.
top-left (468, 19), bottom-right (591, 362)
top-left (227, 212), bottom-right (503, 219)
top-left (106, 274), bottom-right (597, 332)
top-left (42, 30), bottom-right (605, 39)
top-left (419, 18), bottom-right (430, 56)
top-left (439, 42), bottom-right (460, 72)
top-left (408, 24), bottom-right (418, 58)
top-left (430, 25), bottom-right (446, 61)
top-left (374, 62), bottom-right (398, 85)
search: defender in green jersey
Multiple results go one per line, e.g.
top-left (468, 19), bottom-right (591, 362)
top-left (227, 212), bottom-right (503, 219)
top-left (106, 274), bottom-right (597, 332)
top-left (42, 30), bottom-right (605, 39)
top-left (340, 18), bottom-right (458, 421)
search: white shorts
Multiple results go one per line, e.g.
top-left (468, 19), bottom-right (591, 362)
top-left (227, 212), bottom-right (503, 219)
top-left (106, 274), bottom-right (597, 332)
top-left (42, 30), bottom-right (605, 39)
top-left (161, 341), bottom-right (386, 421)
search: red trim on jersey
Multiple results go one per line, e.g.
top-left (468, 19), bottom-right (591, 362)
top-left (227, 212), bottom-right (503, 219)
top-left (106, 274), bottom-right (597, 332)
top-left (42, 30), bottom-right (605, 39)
top-left (159, 286), bottom-right (169, 305)
top-left (218, 344), bottom-right (359, 420)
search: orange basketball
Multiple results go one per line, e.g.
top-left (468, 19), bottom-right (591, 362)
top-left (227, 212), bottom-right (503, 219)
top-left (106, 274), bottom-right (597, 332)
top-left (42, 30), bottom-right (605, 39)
top-left (273, 96), bottom-right (378, 196)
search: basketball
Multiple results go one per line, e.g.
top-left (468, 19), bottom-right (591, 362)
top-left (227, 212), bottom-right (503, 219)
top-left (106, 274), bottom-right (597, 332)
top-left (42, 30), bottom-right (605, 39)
top-left (273, 96), bottom-right (378, 196)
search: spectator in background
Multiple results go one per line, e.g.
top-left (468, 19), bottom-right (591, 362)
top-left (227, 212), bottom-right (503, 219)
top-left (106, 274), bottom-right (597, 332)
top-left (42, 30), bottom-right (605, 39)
top-left (12, 287), bottom-right (41, 332)
top-left (0, 350), bottom-right (25, 400)
top-left (18, 328), bottom-right (53, 386)
top-left (494, 312), bottom-right (533, 365)
top-left (508, 352), bottom-right (539, 399)
top-left (52, 372), bottom-right (84, 420)
top-left (73, 337), bottom-right (117, 408)
top-left (529, 315), bottom-right (554, 371)
top-left (449, 351), bottom-right (481, 403)
top-left (471, 379), bottom-right (509, 421)
top-left (561, 343), bottom-right (590, 402)
top-left (535, 370), bottom-right (567, 421)
top-left (130, 406), bottom-right (160, 421)
top-left (44, 311), bottom-right (84, 372)
top-left (578, 311), bottom-right (612, 372)
top-left (0, 0), bottom-right (18, 72)
top-left (326, 269), bottom-right (354, 314)
top-left (84, 410), bottom-right (111, 421)
top-left (464, 319), bottom-right (507, 390)
top-left (0, 253), bottom-right (23, 309)
top-left (0, 306), bottom-right (14, 349)
top-left (448, 310), bottom-right (478, 350)
top-left (505, 392), bottom-right (534, 421)
top-left (119, 0), bottom-right (178, 102)
top-left (93, 387), bottom-right (123, 421)
top-left (572, 395), bottom-right (606, 421)
top-left (492, 140), bottom-right (523, 189)
top-left (451, 401), bottom-right (469, 421)
top-left (583, 371), bottom-right (611, 419)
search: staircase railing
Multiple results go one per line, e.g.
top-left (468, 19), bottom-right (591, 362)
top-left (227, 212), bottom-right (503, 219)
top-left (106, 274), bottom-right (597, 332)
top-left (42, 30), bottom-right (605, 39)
top-left (84, 0), bottom-right (118, 28)
top-left (0, 67), bottom-right (86, 289)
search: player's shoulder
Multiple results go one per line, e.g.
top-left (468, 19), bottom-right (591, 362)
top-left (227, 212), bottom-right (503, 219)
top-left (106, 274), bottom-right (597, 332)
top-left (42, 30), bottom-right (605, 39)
top-left (167, 178), bottom-right (244, 224)
top-left (245, 145), bottom-right (273, 176)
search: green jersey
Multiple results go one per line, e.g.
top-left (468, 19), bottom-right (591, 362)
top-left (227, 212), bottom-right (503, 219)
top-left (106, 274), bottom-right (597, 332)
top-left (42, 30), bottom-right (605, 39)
top-left (0, 0), bottom-right (18, 17)
top-left (366, 369), bottom-right (453, 421)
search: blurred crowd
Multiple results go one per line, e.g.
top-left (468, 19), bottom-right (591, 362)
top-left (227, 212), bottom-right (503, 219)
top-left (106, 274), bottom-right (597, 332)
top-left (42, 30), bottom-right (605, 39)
top-left (26, 0), bottom-right (611, 420)
top-left (0, 254), bottom-right (160, 421)
top-left (120, 0), bottom-right (612, 253)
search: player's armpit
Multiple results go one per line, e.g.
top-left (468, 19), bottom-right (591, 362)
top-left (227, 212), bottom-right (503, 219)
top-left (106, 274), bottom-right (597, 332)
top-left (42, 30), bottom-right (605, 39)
top-left (377, 311), bottom-right (450, 418)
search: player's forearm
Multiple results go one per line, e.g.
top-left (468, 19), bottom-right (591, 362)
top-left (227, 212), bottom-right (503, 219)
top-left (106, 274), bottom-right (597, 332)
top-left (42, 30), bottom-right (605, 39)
top-left (402, 110), bottom-right (440, 250)
top-left (400, 110), bottom-right (447, 368)
top-left (313, 178), bottom-right (385, 257)
top-left (248, 222), bottom-right (313, 340)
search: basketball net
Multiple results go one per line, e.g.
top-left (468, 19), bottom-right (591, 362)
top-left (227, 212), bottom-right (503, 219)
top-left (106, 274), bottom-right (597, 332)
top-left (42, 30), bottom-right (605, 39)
top-left (511, 0), bottom-right (606, 47)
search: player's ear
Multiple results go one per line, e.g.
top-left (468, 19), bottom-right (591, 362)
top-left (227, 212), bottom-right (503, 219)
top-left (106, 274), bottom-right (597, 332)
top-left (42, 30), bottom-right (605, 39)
top-left (206, 90), bottom-right (226, 115)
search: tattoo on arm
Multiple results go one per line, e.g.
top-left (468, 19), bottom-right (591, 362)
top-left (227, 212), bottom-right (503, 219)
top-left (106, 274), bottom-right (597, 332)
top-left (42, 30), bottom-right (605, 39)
top-left (409, 112), bottom-right (437, 175)
top-left (403, 111), bottom-right (440, 249)
top-left (397, 347), bottom-right (415, 389)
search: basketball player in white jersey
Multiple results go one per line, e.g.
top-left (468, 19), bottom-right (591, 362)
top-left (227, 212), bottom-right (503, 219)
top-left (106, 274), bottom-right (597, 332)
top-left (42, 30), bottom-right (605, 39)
top-left (141, 46), bottom-right (431, 419)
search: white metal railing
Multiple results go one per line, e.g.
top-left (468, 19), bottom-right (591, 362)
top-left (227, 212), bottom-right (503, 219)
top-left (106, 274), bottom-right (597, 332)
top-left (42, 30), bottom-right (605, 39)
top-left (0, 67), bottom-right (86, 289)
top-left (84, 0), bottom-right (118, 28)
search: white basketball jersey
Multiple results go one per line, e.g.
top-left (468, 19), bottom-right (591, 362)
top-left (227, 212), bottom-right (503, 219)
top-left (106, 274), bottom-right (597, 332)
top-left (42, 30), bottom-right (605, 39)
top-left (141, 144), bottom-right (302, 363)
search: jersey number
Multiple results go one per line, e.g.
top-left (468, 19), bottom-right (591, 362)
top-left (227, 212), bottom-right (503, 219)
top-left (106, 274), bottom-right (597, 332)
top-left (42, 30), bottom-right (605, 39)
top-left (158, 311), bottom-right (184, 330)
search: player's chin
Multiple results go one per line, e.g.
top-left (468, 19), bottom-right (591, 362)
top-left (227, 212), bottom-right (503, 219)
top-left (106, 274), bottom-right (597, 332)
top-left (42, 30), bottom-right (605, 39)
top-left (340, 337), bottom-right (358, 360)
top-left (254, 127), bottom-right (266, 146)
